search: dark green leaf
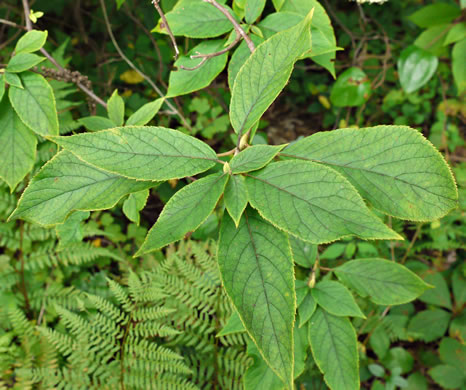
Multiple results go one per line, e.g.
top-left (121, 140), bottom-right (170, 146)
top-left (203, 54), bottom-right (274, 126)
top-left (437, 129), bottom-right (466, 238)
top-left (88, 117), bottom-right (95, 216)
top-left (245, 161), bottom-right (400, 243)
top-left (283, 125), bottom-right (458, 221)
top-left (335, 259), bottom-right (431, 305)
top-left (137, 172), bottom-right (228, 255)
top-left (330, 67), bottom-right (370, 107)
top-left (52, 126), bottom-right (219, 181)
top-left (218, 210), bottom-right (295, 387)
top-left (308, 307), bottom-right (359, 390)
top-left (312, 280), bottom-right (365, 318)
top-left (9, 72), bottom-right (59, 136)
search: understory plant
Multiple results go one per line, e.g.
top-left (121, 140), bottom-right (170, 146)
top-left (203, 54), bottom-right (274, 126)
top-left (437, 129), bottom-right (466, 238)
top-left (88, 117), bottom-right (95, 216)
top-left (0, 0), bottom-right (462, 389)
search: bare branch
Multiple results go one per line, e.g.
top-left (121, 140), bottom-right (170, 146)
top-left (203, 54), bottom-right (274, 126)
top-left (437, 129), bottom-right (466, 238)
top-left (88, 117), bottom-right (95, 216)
top-left (203, 0), bottom-right (255, 53)
top-left (179, 33), bottom-right (241, 71)
top-left (21, 0), bottom-right (32, 30)
top-left (152, 0), bottom-right (179, 60)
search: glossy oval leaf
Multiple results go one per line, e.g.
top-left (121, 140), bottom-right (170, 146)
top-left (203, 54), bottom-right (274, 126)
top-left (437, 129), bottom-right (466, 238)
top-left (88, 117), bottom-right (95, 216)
top-left (283, 125), bottom-right (458, 221)
top-left (167, 40), bottom-right (228, 97)
top-left (398, 45), bottom-right (438, 94)
top-left (218, 209), bottom-right (295, 387)
top-left (230, 10), bottom-right (313, 137)
top-left (245, 160), bottom-right (400, 244)
top-left (224, 174), bottom-right (249, 227)
top-left (9, 151), bottom-right (154, 226)
top-left (51, 126), bottom-right (219, 181)
top-left (312, 280), bottom-right (365, 318)
top-left (334, 258), bottom-right (431, 305)
top-left (9, 72), bottom-right (59, 136)
top-left (136, 172), bottom-right (228, 255)
top-left (231, 144), bottom-right (285, 174)
top-left (308, 307), bottom-right (359, 390)
top-left (0, 99), bottom-right (37, 191)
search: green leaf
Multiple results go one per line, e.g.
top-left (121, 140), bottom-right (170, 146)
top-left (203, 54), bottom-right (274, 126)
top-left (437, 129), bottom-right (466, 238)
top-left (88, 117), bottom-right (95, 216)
top-left (228, 35), bottom-right (264, 89)
top-left (429, 365), bottom-right (465, 389)
top-left (439, 338), bottom-right (466, 371)
top-left (289, 236), bottom-right (317, 268)
top-left (444, 22), bottom-right (466, 46)
top-left (224, 174), bottom-right (248, 227)
top-left (452, 266), bottom-right (466, 308)
top-left (218, 209), bottom-right (295, 387)
top-left (0, 75), bottom-right (4, 102)
top-left (243, 341), bottom-right (284, 390)
top-left (78, 116), bottom-right (116, 131)
top-left (414, 24), bottom-right (449, 56)
top-left (0, 99), bottom-right (37, 191)
top-left (279, 0), bottom-right (337, 76)
top-left (308, 307), bottom-right (359, 390)
top-left (167, 40), bottom-right (228, 97)
top-left (9, 72), bottom-right (59, 136)
top-left (335, 259), bottom-right (431, 305)
top-left (156, 0), bottom-right (236, 38)
top-left (15, 30), bottom-right (48, 53)
top-left (55, 211), bottom-right (90, 250)
top-left (10, 151), bottom-right (153, 226)
top-left (312, 280), bottom-right (365, 318)
top-left (126, 98), bottom-right (164, 126)
top-left (6, 53), bottom-right (45, 73)
top-left (298, 292), bottom-right (316, 328)
top-left (217, 311), bottom-right (245, 337)
top-left (245, 0), bottom-right (266, 24)
top-left (51, 126), bottom-right (219, 181)
top-left (231, 145), bottom-right (285, 174)
top-left (398, 45), bottom-right (438, 94)
top-left (368, 364), bottom-right (385, 378)
top-left (4, 72), bottom-right (23, 88)
top-left (283, 125), bottom-right (458, 221)
top-left (245, 161), bottom-right (400, 244)
top-left (452, 40), bottom-right (466, 95)
top-left (419, 272), bottom-right (452, 310)
top-left (137, 173), bottom-right (228, 255)
top-left (381, 347), bottom-right (414, 374)
top-left (408, 309), bottom-right (451, 342)
top-left (406, 372), bottom-right (429, 390)
top-left (107, 89), bottom-right (125, 126)
top-left (370, 325), bottom-right (390, 360)
top-left (230, 10), bottom-right (312, 137)
top-left (122, 189), bottom-right (149, 225)
top-left (330, 67), bottom-right (371, 107)
top-left (408, 3), bottom-right (460, 28)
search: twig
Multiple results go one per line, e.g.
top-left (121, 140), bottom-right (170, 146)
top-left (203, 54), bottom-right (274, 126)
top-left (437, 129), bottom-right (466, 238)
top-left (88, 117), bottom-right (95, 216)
top-left (0, 18), bottom-right (26, 30)
top-left (203, 0), bottom-right (255, 53)
top-left (151, 0), bottom-right (179, 59)
top-left (21, 0), bottom-right (32, 30)
top-left (99, 0), bottom-right (191, 130)
top-left (180, 33), bottom-right (241, 71)
top-left (217, 148), bottom-right (236, 157)
top-left (401, 223), bottom-right (423, 264)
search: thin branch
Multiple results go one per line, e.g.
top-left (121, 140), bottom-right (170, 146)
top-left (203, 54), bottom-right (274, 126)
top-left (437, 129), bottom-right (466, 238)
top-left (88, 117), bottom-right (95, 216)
top-left (0, 18), bottom-right (26, 30)
top-left (151, 0), bottom-right (179, 59)
top-left (203, 0), bottom-right (255, 53)
top-left (99, 0), bottom-right (191, 130)
top-left (180, 32), bottom-right (242, 71)
top-left (21, 0), bottom-right (32, 30)
top-left (401, 223), bottom-right (423, 264)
